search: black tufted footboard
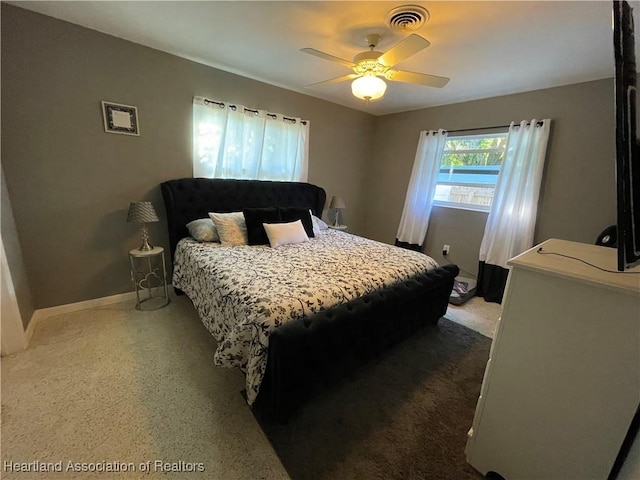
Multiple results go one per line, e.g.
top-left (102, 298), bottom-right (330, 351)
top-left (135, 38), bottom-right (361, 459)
top-left (254, 264), bottom-right (459, 421)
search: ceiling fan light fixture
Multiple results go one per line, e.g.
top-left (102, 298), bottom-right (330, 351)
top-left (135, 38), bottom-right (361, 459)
top-left (351, 75), bottom-right (387, 101)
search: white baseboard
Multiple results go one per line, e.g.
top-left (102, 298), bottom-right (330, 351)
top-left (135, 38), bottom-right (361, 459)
top-left (26, 291), bottom-right (139, 342)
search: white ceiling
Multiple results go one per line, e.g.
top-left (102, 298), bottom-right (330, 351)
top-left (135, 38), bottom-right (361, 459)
top-left (10, 1), bottom-right (620, 116)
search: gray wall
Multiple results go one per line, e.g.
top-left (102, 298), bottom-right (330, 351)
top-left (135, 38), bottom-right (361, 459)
top-left (1, 4), bottom-right (374, 310)
top-left (1, 167), bottom-right (35, 328)
top-left (364, 79), bottom-right (615, 276)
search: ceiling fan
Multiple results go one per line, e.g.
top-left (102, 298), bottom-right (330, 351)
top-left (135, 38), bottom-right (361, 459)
top-left (301, 33), bottom-right (449, 102)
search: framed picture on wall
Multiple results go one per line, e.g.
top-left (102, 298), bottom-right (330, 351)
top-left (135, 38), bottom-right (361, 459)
top-left (101, 101), bottom-right (140, 136)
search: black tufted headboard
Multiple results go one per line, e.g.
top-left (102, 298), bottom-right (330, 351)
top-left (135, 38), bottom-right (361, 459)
top-left (160, 178), bottom-right (326, 261)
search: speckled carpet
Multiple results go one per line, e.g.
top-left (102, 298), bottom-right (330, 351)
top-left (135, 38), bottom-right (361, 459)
top-left (256, 318), bottom-right (490, 480)
top-left (1, 296), bottom-right (289, 480)
top-left (2, 295), bottom-right (494, 480)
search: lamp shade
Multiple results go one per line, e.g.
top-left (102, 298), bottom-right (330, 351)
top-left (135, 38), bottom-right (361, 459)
top-left (329, 195), bottom-right (346, 209)
top-left (127, 201), bottom-right (159, 224)
top-left (351, 75), bottom-right (387, 101)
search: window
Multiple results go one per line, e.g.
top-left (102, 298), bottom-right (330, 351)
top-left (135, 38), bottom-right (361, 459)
top-left (193, 97), bottom-right (309, 182)
top-left (433, 133), bottom-right (508, 211)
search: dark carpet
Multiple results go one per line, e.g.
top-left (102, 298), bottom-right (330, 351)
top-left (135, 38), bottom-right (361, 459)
top-left (255, 318), bottom-right (490, 480)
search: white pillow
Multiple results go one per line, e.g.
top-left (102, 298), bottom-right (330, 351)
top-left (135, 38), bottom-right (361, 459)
top-left (186, 218), bottom-right (219, 242)
top-left (263, 220), bottom-right (310, 248)
top-left (311, 213), bottom-right (329, 235)
top-left (208, 212), bottom-right (248, 246)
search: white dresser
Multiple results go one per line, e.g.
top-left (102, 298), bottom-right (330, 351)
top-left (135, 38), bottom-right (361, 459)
top-left (465, 239), bottom-right (640, 479)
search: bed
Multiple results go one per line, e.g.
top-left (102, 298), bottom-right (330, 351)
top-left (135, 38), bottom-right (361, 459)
top-left (161, 178), bottom-right (458, 420)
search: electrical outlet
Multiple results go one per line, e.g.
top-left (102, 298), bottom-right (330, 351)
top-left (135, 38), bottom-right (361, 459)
top-left (443, 244), bottom-right (450, 256)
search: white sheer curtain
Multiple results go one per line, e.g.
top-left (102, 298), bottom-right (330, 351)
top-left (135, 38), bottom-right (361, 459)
top-left (479, 119), bottom-right (551, 268)
top-left (192, 97), bottom-right (309, 182)
top-left (396, 129), bottom-right (448, 248)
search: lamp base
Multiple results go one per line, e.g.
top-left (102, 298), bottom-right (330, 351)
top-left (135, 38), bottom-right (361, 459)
top-left (139, 224), bottom-right (153, 251)
top-left (138, 240), bottom-right (154, 251)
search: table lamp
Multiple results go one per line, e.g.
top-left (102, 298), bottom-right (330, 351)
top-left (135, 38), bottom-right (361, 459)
top-left (329, 195), bottom-right (346, 227)
top-left (127, 201), bottom-right (159, 251)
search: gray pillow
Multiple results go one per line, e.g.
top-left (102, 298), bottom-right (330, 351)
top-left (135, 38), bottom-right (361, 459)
top-left (208, 212), bottom-right (248, 246)
top-left (311, 213), bottom-right (329, 234)
top-left (186, 218), bottom-right (219, 242)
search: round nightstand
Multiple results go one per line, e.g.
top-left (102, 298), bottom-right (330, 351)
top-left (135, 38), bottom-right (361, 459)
top-left (328, 225), bottom-right (348, 232)
top-left (129, 246), bottom-right (170, 310)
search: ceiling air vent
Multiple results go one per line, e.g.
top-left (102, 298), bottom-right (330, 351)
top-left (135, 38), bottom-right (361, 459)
top-left (386, 5), bottom-right (429, 32)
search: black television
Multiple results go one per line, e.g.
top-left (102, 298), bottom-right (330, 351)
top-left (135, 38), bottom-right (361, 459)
top-left (613, 0), bottom-right (640, 270)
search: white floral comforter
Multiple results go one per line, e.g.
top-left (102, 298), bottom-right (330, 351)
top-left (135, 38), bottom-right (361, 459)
top-left (172, 229), bottom-right (438, 404)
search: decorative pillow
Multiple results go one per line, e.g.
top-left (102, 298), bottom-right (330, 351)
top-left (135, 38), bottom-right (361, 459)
top-left (279, 207), bottom-right (314, 238)
top-left (243, 207), bottom-right (281, 245)
top-left (208, 212), bottom-right (248, 246)
top-left (263, 220), bottom-right (310, 248)
top-left (186, 218), bottom-right (219, 242)
top-left (311, 213), bottom-right (329, 235)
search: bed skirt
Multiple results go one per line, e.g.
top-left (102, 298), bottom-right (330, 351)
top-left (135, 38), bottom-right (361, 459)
top-left (254, 263), bottom-right (459, 421)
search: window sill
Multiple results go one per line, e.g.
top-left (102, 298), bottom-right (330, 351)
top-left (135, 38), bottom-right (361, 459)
top-left (432, 201), bottom-right (491, 214)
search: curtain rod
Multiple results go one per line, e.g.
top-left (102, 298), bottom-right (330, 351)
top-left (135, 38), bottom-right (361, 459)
top-left (442, 120), bottom-right (544, 134)
top-left (203, 98), bottom-right (307, 125)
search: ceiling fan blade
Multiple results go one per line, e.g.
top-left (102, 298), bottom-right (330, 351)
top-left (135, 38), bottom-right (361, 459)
top-left (377, 34), bottom-right (431, 67)
top-left (306, 74), bottom-right (360, 87)
top-left (386, 69), bottom-right (449, 88)
top-left (300, 48), bottom-right (354, 68)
